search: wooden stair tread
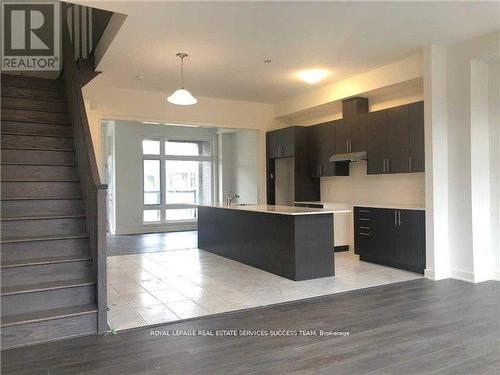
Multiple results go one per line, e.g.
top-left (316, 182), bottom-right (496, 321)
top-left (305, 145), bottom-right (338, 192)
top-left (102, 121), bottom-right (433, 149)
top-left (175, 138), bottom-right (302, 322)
top-left (1, 87), bottom-right (66, 103)
top-left (0, 132), bottom-right (73, 138)
top-left (1, 146), bottom-right (74, 152)
top-left (1, 214), bottom-right (85, 221)
top-left (1, 234), bottom-right (89, 244)
top-left (1, 197), bottom-right (82, 201)
top-left (1, 278), bottom-right (95, 296)
top-left (1, 304), bottom-right (97, 327)
top-left (2, 178), bottom-right (80, 183)
top-left (1, 74), bottom-right (62, 91)
top-left (1, 162), bottom-right (77, 166)
top-left (1, 255), bottom-right (91, 269)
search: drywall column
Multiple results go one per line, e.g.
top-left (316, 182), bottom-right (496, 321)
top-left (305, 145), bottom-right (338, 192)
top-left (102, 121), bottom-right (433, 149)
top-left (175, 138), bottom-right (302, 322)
top-left (470, 60), bottom-right (493, 282)
top-left (423, 45), bottom-right (450, 280)
top-left (489, 62), bottom-right (500, 280)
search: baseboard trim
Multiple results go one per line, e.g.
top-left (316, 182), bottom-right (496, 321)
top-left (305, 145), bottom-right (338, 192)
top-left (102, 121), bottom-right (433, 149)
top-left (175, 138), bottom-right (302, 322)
top-left (424, 268), bottom-right (435, 280)
top-left (115, 223), bottom-right (197, 235)
top-left (449, 268), bottom-right (475, 283)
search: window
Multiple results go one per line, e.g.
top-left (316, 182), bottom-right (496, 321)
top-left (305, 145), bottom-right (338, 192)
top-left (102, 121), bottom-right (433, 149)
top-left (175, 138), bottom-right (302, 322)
top-left (142, 137), bottom-right (214, 223)
top-left (142, 140), bottom-right (160, 155)
top-left (143, 160), bottom-right (160, 204)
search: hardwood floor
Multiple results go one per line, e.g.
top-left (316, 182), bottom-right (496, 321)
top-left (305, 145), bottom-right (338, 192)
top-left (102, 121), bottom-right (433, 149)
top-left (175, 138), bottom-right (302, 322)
top-left (106, 231), bottom-right (198, 256)
top-left (2, 278), bottom-right (499, 374)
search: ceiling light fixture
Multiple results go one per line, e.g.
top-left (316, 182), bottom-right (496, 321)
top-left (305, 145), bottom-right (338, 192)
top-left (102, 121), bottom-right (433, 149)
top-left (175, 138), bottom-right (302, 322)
top-left (296, 69), bottom-right (330, 84)
top-left (167, 53), bottom-right (197, 105)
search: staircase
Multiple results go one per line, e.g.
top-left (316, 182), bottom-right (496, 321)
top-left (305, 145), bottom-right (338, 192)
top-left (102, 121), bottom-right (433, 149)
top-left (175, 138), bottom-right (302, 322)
top-left (1, 74), bottom-right (99, 349)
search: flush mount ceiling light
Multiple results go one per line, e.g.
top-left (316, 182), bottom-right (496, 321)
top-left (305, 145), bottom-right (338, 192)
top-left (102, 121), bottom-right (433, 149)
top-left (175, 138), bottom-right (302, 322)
top-left (296, 69), bottom-right (330, 84)
top-left (167, 53), bottom-right (197, 105)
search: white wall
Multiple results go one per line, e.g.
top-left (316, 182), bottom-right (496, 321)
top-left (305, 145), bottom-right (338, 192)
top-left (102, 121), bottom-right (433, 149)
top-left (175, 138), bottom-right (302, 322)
top-left (219, 130), bottom-right (259, 204)
top-left (232, 131), bottom-right (259, 204)
top-left (424, 31), bottom-right (499, 282)
top-left (83, 84), bottom-right (277, 204)
top-left (321, 162), bottom-right (425, 248)
top-left (113, 121), bottom-right (219, 234)
top-left (219, 133), bottom-right (235, 201)
top-left (423, 44), bottom-right (450, 280)
top-left (489, 61), bottom-right (500, 279)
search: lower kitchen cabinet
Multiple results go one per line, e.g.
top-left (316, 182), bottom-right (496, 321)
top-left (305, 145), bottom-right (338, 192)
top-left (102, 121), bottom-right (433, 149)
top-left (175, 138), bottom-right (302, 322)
top-left (354, 206), bottom-right (425, 274)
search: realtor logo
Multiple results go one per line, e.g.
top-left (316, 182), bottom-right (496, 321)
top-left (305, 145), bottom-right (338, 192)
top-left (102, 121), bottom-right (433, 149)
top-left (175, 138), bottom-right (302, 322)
top-left (2, 1), bottom-right (60, 71)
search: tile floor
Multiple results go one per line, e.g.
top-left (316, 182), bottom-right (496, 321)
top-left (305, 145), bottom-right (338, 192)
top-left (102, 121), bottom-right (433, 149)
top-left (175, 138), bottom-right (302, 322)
top-left (107, 249), bottom-right (422, 331)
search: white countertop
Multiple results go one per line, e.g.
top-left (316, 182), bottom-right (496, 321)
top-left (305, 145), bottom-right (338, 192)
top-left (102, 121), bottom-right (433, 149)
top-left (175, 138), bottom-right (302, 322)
top-left (353, 203), bottom-right (425, 211)
top-left (294, 201), bottom-right (351, 213)
top-left (295, 201), bottom-right (425, 211)
top-left (198, 203), bottom-right (335, 216)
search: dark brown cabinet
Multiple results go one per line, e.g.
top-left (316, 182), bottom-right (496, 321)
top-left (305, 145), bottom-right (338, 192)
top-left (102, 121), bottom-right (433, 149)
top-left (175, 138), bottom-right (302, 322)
top-left (307, 122), bottom-right (349, 178)
top-left (334, 97), bottom-right (369, 155)
top-left (266, 127), bottom-right (319, 204)
top-left (408, 101), bottom-right (425, 172)
top-left (366, 101), bottom-right (424, 174)
top-left (333, 116), bottom-right (368, 155)
top-left (354, 206), bottom-right (425, 274)
top-left (267, 127), bottom-right (295, 159)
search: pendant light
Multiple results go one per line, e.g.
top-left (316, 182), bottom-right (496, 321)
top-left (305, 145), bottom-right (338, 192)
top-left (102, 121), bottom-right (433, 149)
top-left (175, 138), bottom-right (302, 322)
top-left (167, 53), bottom-right (197, 105)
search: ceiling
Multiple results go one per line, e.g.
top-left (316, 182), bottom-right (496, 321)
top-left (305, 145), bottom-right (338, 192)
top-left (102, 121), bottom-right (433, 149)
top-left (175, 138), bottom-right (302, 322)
top-left (77, 1), bottom-right (500, 104)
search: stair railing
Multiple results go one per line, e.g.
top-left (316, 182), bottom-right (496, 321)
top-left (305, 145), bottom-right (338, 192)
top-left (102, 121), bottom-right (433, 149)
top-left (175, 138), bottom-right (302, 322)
top-left (61, 2), bottom-right (108, 335)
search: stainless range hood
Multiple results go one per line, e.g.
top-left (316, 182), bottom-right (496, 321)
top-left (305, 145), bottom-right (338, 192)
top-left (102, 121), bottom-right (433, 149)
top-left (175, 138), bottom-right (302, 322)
top-left (329, 151), bottom-right (367, 162)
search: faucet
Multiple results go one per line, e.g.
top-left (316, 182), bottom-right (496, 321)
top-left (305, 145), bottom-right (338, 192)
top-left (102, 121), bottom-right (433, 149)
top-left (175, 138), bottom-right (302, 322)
top-left (225, 192), bottom-right (240, 206)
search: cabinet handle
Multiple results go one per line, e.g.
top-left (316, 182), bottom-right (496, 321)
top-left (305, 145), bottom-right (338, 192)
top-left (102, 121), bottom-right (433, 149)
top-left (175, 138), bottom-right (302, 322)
top-left (382, 159), bottom-right (386, 173)
top-left (359, 232), bottom-right (370, 237)
top-left (408, 156), bottom-right (412, 172)
top-left (386, 159), bottom-right (390, 173)
top-left (346, 140), bottom-right (349, 153)
top-left (394, 210), bottom-right (397, 226)
top-left (320, 165), bottom-right (323, 176)
top-left (398, 210), bottom-right (401, 226)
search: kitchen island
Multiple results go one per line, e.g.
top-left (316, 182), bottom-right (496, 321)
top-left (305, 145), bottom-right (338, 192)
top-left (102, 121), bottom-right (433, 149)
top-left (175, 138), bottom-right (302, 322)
top-left (197, 204), bottom-right (335, 281)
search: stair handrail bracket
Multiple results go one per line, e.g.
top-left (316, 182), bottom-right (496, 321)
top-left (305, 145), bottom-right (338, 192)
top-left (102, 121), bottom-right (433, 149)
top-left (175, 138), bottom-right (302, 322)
top-left (61, 2), bottom-right (107, 334)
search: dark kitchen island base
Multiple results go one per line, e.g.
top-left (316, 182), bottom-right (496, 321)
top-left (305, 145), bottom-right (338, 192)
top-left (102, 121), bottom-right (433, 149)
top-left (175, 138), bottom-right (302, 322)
top-left (198, 206), bottom-right (334, 281)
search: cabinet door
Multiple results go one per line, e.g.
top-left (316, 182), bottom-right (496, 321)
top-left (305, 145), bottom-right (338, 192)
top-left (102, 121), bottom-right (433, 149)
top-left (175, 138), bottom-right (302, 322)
top-left (408, 101), bottom-right (425, 172)
top-left (281, 127), bottom-right (295, 158)
top-left (372, 208), bottom-right (399, 262)
top-left (354, 207), bottom-right (374, 257)
top-left (267, 132), bottom-right (279, 159)
top-left (385, 106), bottom-right (410, 174)
top-left (366, 110), bottom-right (387, 174)
top-left (320, 123), bottom-right (338, 176)
top-left (334, 119), bottom-right (350, 154)
top-left (267, 127), bottom-right (295, 159)
top-left (350, 114), bottom-right (368, 153)
top-left (397, 209), bottom-right (426, 273)
top-left (307, 125), bottom-right (322, 178)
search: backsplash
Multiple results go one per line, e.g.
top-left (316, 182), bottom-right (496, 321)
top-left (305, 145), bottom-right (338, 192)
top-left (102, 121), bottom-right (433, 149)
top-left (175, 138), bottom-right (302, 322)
top-left (320, 161), bottom-right (425, 207)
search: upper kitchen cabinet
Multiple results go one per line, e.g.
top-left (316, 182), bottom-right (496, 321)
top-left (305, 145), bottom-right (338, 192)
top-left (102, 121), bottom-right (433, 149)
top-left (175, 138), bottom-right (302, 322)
top-left (334, 97), bottom-right (369, 154)
top-left (408, 101), bottom-right (425, 172)
top-left (366, 110), bottom-right (387, 174)
top-left (266, 126), bottom-right (320, 204)
top-left (266, 127), bottom-right (295, 159)
top-left (307, 122), bottom-right (349, 178)
top-left (366, 101), bottom-right (424, 174)
top-left (386, 105), bottom-right (411, 174)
